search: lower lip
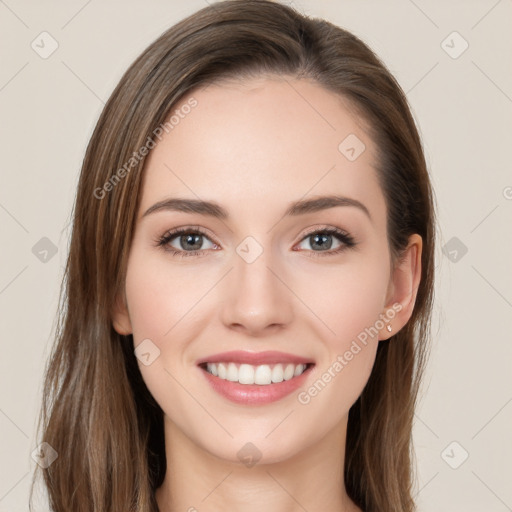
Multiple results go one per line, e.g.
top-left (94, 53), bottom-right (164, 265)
top-left (199, 365), bottom-right (314, 405)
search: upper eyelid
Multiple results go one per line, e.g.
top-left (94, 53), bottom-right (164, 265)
top-left (300, 225), bottom-right (350, 237)
top-left (163, 225), bottom-right (219, 244)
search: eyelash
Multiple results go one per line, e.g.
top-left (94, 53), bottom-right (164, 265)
top-left (155, 225), bottom-right (357, 259)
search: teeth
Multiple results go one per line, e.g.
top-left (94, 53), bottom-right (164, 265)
top-left (271, 364), bottom-right (284, 383)
top-left (205, 362), bottom-right (308, 385)
top-left (239, 364), bottom-right (255, 384)
top-left (254, 364), bottom-right (272, 385)
top-left (226, 362), bottom-right (238, 382)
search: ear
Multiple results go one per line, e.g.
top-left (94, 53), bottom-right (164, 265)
top-left (112, 291), bottom-right (133, 335)
top-left (379, 234), bottom-right (422, 340)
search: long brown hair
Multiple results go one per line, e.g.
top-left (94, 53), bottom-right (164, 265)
top-left (30, 1), bottom-right (436, 511)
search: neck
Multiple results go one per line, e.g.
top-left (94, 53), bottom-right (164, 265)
top-left (155, 414), bottom-right (362, 512)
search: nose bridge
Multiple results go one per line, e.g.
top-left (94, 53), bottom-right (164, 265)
top-left (220, 237), bottom-right (293, 333)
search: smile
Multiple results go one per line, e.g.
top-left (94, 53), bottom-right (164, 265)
top-left (196, 350), bottom-right (315, 405)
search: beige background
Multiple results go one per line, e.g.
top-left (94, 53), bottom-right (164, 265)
top-left (1, 1), bottom-right (511, 510)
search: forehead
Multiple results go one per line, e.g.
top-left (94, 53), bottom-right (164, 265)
top-left (139, 75), bottom-right (386, 227)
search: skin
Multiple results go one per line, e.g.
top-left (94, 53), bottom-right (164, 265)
top-left (112, 75), bottom-right (422, 512)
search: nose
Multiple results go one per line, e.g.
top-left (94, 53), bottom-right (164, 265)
top-left (220, 246), bottom-right (294, 336)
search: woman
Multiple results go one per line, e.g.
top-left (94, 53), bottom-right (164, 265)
top-left (31, 1), bottom-right (436, 511)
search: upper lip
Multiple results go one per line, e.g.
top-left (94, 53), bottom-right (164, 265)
top-left (196, 350), bottom-right (314, 367)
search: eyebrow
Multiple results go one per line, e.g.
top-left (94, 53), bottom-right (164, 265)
top-left (142, 194), bottom-right (372, 222)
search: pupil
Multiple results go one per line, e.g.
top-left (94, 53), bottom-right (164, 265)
top-left (181, 234), bottom-right (202, 250)
top-left (312, 233), bottom-right (332, 250)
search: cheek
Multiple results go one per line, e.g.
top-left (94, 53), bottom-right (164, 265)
top-left (124, 250), bottom-right (205, 343)
top-left (293, 253), bottom-right (388, 402)
top-left (295, 267), bottom-right (386, 414)
top-left (123, 255), bottom-right (202, 424)
top-left (294, 250), bottom-right (390, 343)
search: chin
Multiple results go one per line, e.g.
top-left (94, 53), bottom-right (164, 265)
top-left (201, 433), bottom-right (304, 468)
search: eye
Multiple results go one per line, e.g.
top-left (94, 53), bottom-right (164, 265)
top-left (156, 226), bottom-right (219, 258)
top-left (295, 227), bottom-right (356, 257)
top-left (155, 225), bottom-right (357, 259)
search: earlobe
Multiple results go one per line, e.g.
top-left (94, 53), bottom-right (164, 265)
top-left (112, 292), bottom-right (133, 335)
top-left (379, 234), bottom-right (423, 340)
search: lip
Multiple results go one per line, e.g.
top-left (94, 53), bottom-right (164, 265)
top-left (195, 350), bottom-right (314, 366)
top-left (198, 363), bottom-right (314, 405)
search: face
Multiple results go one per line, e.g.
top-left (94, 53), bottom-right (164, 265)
top-left (113, 75), bottom-right (419, 465)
